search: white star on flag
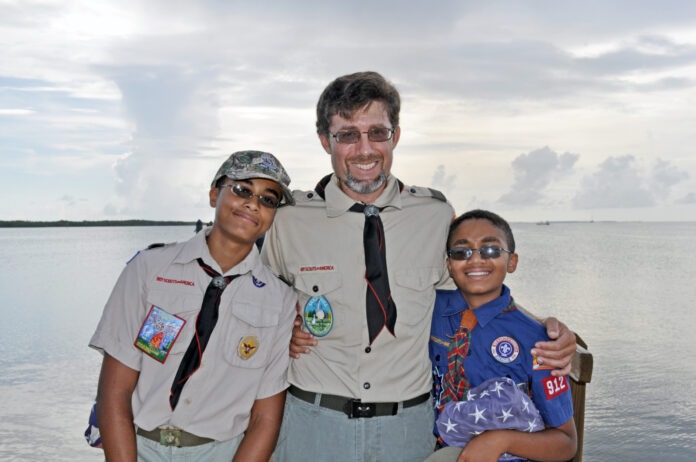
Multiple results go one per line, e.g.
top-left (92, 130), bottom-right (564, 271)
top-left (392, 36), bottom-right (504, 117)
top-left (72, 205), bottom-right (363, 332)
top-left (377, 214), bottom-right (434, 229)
top-left (491, 381), bottom-right (505, 397)
top-left (521, 397), bottom-right (530, 413)
top-left (498, 407), bottom-right (514, 423)
top-left (469, 405), bottom-right (487, 423)
top-left (525, 417), bottom-right (540, 432)
top-left (443, 418), bottom-right (458, 433)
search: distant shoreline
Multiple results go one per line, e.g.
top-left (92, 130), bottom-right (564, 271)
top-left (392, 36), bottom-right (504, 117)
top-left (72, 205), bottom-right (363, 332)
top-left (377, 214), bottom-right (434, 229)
top-left (0, 219), bottom-right (197, 228)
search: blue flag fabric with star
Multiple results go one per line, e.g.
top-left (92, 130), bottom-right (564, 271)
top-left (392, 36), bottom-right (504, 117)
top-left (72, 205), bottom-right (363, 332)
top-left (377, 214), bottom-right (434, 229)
top-left (436, 376), bottom-right (543, 461)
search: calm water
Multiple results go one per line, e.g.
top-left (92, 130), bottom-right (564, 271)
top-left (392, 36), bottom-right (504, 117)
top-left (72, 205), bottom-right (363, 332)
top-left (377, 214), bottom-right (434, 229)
top-left (1, 223), bottom-right (695, 461)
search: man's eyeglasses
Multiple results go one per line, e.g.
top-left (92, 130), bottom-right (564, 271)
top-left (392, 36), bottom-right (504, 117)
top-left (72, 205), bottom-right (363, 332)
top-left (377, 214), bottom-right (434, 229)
top-left (447, 245), bottom-right (512, 261)
top-left (330, 127), bottom-right (395, 144)
top-left (222, 183), bottom-right (281, 209)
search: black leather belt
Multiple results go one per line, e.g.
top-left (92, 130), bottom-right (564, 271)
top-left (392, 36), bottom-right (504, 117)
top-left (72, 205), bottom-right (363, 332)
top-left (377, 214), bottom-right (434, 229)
top-left (136, 427), bottom-right (214, 447)
top-left (288, 385), bottom-right (430, 419)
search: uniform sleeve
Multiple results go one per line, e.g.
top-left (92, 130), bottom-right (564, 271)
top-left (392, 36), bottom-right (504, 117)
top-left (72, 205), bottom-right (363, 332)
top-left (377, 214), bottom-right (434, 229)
top-left (530, 367), bottom-right (574, 428)
top-left (254, 286), bottom-right (297, 399)
top-left (89, 254), bottom-right (148, 371)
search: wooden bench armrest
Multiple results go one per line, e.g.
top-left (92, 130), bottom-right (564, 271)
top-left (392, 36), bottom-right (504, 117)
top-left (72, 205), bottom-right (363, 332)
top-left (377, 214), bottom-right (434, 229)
top-left (570, 343), bottom-right (593, 385)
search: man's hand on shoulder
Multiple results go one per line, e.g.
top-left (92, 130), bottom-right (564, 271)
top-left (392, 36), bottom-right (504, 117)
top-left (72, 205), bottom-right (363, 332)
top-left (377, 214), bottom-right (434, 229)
top-left (532, 317), bottom-right (576, 376)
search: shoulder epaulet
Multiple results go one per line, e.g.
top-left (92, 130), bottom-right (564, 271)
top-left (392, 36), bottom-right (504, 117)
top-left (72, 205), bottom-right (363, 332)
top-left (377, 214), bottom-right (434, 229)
top-left (404, 185), bottom-right (448, 202)
top-left (126, 242), bottom-right (176, 265)
top-left (291, 188), bottom-right (325, 204)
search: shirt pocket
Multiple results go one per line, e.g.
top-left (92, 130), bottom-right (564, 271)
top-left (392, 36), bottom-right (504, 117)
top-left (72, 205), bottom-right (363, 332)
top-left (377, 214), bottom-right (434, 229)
top-left (293, 272), bottom-right (357, 336)
top-left (221, 301), bottom-right (280, 369)
top-left (393, 267), bottom-right (440, 328)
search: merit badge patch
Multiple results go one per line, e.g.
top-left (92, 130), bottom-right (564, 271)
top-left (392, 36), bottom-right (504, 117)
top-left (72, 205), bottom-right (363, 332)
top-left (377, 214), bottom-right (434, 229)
top-left (491, 336), bottom-right (520, 364)
top-left (134, 305), bottom-right (186, 363)
top-left (238, 336), bottom-right (259, 360)
top-left (542, 375), bottom-right (569, 400)
top-left (303, 295), bottom-right (333, 337)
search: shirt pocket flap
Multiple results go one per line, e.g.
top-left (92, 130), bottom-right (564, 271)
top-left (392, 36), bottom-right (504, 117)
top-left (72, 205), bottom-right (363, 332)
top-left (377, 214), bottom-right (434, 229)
top-left (295, 272), bottom-right (343, 296)
top-left (232, 301), bottom-right (280, 327)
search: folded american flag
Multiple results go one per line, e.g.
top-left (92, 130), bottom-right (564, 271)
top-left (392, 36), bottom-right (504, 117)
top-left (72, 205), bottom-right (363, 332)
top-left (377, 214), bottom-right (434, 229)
top-left (437, 376), bottom-right (543, 461)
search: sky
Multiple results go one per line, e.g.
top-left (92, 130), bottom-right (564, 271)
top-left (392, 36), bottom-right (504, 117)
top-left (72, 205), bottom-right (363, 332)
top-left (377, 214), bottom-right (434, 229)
top-left (1, 0), bottom-right (696, 223)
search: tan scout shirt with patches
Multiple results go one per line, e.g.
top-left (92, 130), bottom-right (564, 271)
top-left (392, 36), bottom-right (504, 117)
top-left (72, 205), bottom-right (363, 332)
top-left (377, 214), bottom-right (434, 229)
top-left (261, 175), bottom-right (455, 402)
top-left (90, 228), bottom-right (297, 441)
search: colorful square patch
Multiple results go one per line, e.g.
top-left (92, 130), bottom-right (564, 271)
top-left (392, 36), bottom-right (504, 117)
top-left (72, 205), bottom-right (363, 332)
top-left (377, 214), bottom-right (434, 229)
top-left (134, 305), bottom-right (186, 363)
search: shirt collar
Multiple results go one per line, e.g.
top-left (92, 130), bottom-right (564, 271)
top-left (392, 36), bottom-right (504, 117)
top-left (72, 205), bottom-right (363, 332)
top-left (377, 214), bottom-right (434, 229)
top-left (173, 227), bottom-right (262, 277)
top-left (324, 174), bottom-right (403, 218)
top-left (442, 285), bottom-right (512, 327)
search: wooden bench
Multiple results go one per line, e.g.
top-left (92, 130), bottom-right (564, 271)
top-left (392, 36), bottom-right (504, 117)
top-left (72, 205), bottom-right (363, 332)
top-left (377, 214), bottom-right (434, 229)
top-left (566, 335), bottom-right (594, 462)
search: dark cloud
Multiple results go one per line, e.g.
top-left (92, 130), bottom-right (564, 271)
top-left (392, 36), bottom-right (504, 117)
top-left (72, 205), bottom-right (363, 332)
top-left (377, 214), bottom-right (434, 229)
top-left (498, 146), bottom-right (579, 205)
top-left (572, 155), bottom-right (689, 209)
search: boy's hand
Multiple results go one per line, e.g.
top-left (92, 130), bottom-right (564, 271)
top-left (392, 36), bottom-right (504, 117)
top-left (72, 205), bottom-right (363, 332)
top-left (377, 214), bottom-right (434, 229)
top-left (532, 317), bottom-right (576, 376)
top-left (289, 314), bottom-right (317, 359)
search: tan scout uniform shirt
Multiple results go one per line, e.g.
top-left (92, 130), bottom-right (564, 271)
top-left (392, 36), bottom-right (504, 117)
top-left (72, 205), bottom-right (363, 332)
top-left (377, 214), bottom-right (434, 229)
top-left (261, 175), bottom-right (455, 402)
top-left (90, 229), bottom-right (297, 441)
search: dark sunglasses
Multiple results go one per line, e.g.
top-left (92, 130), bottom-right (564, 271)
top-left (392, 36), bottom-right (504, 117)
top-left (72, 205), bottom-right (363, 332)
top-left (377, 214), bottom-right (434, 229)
top-left (222, 183), bottom-right (281, 209)
top-left (447, 245), bottom-right (511, 261)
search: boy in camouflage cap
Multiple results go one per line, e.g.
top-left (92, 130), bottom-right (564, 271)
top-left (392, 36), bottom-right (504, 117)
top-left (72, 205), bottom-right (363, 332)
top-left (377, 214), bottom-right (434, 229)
top-left (89, 150), bottom-right (297, 461)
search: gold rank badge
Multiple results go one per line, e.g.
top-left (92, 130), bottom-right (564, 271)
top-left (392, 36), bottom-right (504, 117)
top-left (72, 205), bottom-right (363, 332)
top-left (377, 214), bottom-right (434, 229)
top-left (237, 336), bottom-right (259, 360)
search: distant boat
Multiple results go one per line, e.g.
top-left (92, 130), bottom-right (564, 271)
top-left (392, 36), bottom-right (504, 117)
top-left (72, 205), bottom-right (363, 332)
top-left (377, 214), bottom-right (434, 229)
top-left (536, 220), bottom-right (550, 225)
top-left (195, 219), bottom-right (204, 233)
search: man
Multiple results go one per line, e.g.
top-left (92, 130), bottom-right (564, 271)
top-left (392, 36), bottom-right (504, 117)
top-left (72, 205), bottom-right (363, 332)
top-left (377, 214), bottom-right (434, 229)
top-left (261, 72), bottom-right (576, 462)
top-left (90, 151), bottom-right (297, 461)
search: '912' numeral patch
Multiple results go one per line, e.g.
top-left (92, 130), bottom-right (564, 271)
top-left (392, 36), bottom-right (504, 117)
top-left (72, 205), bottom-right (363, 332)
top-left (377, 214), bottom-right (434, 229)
top-left (542, 375), bottom-right (569, 400)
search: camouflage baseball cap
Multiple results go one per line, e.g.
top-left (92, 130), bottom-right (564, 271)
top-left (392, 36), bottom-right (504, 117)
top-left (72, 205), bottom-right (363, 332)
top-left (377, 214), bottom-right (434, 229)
top-left (211, 150), bottom-right (294, 206)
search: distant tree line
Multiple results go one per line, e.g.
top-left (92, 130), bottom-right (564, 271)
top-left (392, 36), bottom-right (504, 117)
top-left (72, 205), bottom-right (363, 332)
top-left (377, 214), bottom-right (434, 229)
top-left (0, 219), bottom-right (197, 228)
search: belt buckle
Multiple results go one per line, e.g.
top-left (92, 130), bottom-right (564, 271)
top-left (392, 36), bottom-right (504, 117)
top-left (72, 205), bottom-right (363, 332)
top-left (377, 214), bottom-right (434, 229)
top-left (159, 428), bottom-right (181, 447)
top-left (344, 399), bottom-right (376, 419)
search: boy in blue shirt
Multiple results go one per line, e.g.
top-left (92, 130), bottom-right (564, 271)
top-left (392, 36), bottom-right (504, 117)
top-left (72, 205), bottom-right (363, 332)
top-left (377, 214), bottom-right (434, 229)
top-left (428, 210), bottom-right (576, 462)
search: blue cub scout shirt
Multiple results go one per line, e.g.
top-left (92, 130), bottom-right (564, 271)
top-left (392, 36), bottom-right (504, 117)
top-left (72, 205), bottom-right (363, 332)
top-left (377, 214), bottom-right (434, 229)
top-left (429, 286), bottom-right (574, 439)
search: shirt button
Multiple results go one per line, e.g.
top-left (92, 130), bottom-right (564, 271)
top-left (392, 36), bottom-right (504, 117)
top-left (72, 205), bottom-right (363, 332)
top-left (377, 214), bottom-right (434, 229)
top-left (364, 346), bottom-right (371, 353)
top-left (312, 285), bottom-right (319, 292)
top-left (307, 192), bottom-right (314, 198)
top-left (363, 382), bottom-right (371, 390)
top-left (184, 398), bottom-right (191, 405)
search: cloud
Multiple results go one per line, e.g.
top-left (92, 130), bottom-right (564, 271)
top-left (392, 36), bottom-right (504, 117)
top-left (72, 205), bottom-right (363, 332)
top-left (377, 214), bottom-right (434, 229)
top-left (431, 165), bottom-right (457, 194)
top-left (651, 158), bottom-right (690, 200)
top-left (498, 146), bottom-right (579, 205)
top-left (572, 155), bottom-right (689, 209)
top-left (675, 192), bottom-right (696, 204)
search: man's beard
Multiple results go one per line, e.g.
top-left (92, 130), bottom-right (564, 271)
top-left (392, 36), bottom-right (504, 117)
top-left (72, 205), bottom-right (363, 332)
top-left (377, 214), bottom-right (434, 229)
top-left (342, 171), bottom-right (387, 195)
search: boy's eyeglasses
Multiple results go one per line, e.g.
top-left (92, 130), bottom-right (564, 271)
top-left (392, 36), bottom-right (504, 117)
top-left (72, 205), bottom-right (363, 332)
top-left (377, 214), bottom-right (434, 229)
top-left (222, 183), bottom-right (281, 209)
top-left (447, 245), bottom-right (512, 261)
top-left (330, 127), bottom-right (394, 144)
